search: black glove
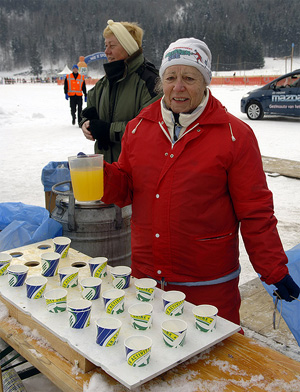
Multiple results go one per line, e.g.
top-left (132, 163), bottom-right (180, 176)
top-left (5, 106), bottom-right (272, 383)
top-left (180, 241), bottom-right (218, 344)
top-left (81, 106), bottom-right (99, 120)
top-left (274, 274), bottom-right (300, 302)
top-left (89, 119), bottom-right (110, 151)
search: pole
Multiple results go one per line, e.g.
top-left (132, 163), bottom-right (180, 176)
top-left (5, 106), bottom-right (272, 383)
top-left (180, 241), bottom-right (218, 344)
top-left (285, 57), bottom-right (287, 74)
top-left (291, 43), bottom-right (294, 72)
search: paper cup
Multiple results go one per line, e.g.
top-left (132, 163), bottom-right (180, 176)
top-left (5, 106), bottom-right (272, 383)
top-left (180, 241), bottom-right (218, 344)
top-left (88, 257), bottom-right (108, 278)
top-left (53, 236), bottom-right (71, 258)
top-left (41, 251), bottom-right (61, 277)
top-left (44, 288), bottom-right (68, 313)
top-left (67, 299), bottom-right (92, 329)
top-left (0, 253), bottom-right (12, 276)
top-left (124, 335), bottom-right (152, 367)
top-left (192, 304), bottom-right (218, 332)
top-left (161, 319), bottom-right (187, 348)
top-left (80, 277), bottom-right (102, 300)
top-left (58, 266), bottom-right (79, 288)
top-left (96, 317), bottom-right (122, 347)
top-left (7, 264), bottom-right (29, 287)
top-left (111, 266), bottom-right (131, 289)
top-left (134, 278), bottom-right (157, 302)
top-left (162, 290), bottom-right (186, 316)
top-left (128, 303), bottom-right (153, 330)
top-left (102, 289), bottom-right (125, 314)
top-left (25, 275), bottom-right (47, 299)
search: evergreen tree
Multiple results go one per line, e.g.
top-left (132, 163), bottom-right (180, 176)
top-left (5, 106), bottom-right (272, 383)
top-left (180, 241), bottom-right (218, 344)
top-left (0, 0), bottom-right (299, 73)
top-left (29, 42), bottom-right (43, 77)
top-left (12, 37), bottom-right (26, 68)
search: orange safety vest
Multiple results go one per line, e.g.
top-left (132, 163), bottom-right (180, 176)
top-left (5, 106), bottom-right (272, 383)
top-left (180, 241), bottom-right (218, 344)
top-left (67, 73), bottom-right (84, 96)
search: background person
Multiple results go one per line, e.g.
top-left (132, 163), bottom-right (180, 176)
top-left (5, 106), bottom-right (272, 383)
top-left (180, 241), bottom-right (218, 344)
top-left (80, 19), bottom-right (161, 163)
top-left (64, 64), bottom-right (87, 125)
top-left (101, 38), bottom-right (300, 326)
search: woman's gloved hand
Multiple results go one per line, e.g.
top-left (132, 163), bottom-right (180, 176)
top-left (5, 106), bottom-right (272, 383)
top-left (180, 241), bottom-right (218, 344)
top-left (89, 119), bottom-right (110, 151)
top-left (273, 274), bottom-right (300, 302)
top-left (81, 107), bottom-right (110, 150)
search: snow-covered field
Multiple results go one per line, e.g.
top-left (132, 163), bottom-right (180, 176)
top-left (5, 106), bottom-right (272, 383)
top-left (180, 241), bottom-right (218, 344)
top-left (0, 57), bottom-right (299, 391)
top-left (1, 74), bottom-right (299, 286)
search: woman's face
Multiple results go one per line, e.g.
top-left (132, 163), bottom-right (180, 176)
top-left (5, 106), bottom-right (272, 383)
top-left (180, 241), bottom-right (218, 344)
top-left (162, 65), bottom-right (206, 113)
top-left (104, 34), bottom-right (128, 62)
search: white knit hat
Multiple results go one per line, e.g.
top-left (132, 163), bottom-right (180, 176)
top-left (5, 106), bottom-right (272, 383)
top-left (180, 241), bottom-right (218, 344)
top-left (107, 19), bottom-right (139, 56)
top-left (159, 38), bottom-right (212, 85)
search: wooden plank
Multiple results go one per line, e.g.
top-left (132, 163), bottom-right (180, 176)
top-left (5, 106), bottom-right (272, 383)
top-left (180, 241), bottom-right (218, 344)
top-left (240, 277), bottom-right (297, 348)
top-left (0, 317), bottom-right (105, 392)
top-left (1, 241), bottom-right (240, 390)
top-left (1, 314), bottom-right (300, 392)
top-left (262, 156), bottom-right (300, 179)
top-left (2, 242), bottom-right (300, 390)
top-left (0, 296), bottom-right (95, 373)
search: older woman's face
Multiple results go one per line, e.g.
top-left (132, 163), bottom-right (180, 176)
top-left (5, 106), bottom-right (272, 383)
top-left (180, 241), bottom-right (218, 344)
top-left (104, 34), bottom-right (128, 62)
top-left (162, 65), bottom-right (206, 113)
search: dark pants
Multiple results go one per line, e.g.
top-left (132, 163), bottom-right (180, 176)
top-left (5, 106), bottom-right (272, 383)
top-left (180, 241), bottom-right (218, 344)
top-left (69, 95), bottom-right (83, 124)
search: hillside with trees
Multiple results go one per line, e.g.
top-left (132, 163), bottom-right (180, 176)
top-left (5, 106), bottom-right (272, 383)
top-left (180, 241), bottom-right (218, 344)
top-left (0, 0), bottom-right (299, 76)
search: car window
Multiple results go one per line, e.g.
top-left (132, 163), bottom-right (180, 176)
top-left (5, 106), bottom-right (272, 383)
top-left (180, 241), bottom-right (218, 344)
top-left (276, 74), bottom-right (300, 88)
top-left (290, 74), bottom-right (300, 87)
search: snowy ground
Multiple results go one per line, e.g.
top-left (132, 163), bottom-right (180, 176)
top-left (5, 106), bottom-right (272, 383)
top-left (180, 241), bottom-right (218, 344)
top-left (0, 57), bottom-right (300, 390)
top-left (0, 77), bottom-right (299, 286)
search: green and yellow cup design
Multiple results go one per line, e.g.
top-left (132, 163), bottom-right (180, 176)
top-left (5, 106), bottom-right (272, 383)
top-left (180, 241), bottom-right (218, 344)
top-left (44, 288), bottom-right (68, 313)
top-left (128, 303), bottom-right (153, 330)
top-left (25, 276), bottom-right (47, 299)
top-left (53, 236), bottom-right (71, 259)
top-left (124, 335), bottom-right (152, 367)
top-left (102, 289), bottom-right (125, 314)
top-left (58, 266), bottom-right (79, 288)
top-left (88, 257), bottom-right (107, 278)
top-left (162, 290), bottom-right (186, 316)
top-left (41, 252), bottom-right (61, 277)
top-left (161, 319), bottom-right (187, 348)
top-left (0, 253), bottom-right (12, 276)
top-left (111, 266), bottom-right (131, 289)
top-left (7, 264), bottom-right (29, 287)
top-left (67, 299), bottom-right (92, 329)
top-left (134, 278), bottom-right (157, 302)
top-left (96, 317), bottom-right (122, 347)
top-left (80, 277), bottom-right (102, 300)
top-left (193, 304), bottom-right (218, 332)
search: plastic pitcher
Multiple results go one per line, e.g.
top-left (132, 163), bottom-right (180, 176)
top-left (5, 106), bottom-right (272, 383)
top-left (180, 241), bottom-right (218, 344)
top-left (68, 154), bottom-right (104, 202)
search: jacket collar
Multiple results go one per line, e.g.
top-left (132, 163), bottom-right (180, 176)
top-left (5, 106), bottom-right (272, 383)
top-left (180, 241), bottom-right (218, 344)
top-left (160, 89), bottom-right (209, 138)
top-left (104, 48), bottom-right (144, 83)
top-left (138, 90), bottom-right (230, 127)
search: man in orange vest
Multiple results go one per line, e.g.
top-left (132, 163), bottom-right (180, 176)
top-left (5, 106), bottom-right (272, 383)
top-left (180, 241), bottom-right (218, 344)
top-left (64, 64), bottom-right (87, 125)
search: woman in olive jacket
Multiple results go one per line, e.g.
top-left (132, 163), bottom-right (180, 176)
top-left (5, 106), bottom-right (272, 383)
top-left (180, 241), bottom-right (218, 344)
top-left (80, 19), bottom-right (161, 163)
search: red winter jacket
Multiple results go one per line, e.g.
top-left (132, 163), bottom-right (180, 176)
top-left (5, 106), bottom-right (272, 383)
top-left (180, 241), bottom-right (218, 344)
top-left (102, 92), bottom-right (288, 286)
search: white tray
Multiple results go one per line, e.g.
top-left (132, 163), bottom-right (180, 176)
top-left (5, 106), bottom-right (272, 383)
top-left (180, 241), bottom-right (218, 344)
top-left (0, 242), bottom-right (240, 389)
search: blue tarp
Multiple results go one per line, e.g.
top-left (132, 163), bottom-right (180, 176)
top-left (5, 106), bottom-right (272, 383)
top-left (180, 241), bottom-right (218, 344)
top-left (0, 202), bottom-right (63, 251)
top-left (41, 161), bottom-right (70, 192)
top-left (262, 243), bottom-right (300, 345)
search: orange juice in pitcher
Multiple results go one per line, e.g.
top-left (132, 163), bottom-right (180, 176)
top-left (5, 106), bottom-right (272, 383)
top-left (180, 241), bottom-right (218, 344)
top-left (68, 154), bottom-right (104, 202)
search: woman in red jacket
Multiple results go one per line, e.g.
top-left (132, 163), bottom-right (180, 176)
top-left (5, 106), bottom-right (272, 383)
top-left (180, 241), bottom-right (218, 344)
top-left (102, 38), bottom-right (299, 325)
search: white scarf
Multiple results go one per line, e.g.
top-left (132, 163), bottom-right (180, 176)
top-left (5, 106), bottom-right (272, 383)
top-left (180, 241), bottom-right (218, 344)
top-left (161, 88), bottom-right (209, 141)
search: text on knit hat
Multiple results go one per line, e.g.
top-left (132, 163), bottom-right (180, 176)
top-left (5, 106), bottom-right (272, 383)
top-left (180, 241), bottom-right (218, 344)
top-left (159, 38), bottom-right (212, 85)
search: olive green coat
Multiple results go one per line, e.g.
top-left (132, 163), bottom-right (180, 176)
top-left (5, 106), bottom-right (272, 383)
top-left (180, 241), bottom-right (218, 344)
top-left (81, 50), bottom-right (161, 163)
